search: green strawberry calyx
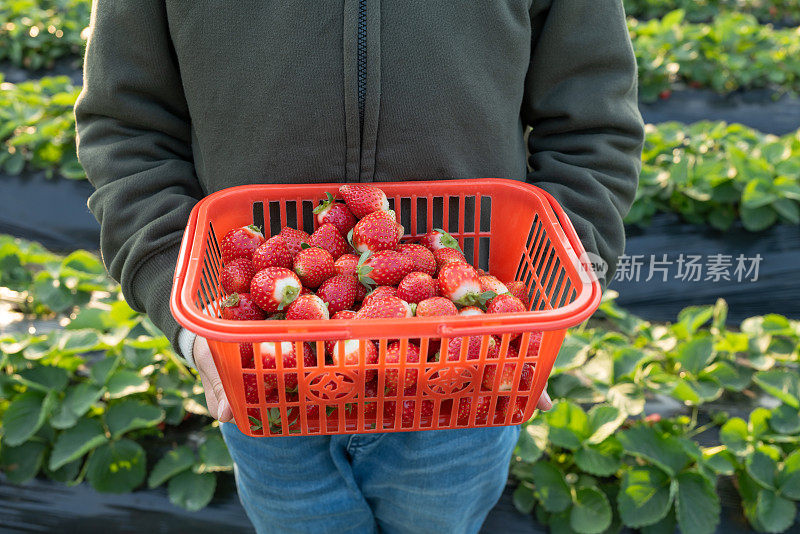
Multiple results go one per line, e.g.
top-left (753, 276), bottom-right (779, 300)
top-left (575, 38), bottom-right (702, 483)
top-left (277, 285), bottom-right (301, 310)
top-left (457, 290), bottom-right (496, 308)
top-left (312, 191), bottom-right (336, 215)
top-left (222, 293), bottom-right (240, 308)
top-left (356, 250), bottom-right (376, 288)
top-left (434, 228), bottom-right (462, 253)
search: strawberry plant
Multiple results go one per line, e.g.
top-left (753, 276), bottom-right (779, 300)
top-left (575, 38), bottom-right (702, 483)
top-left (0, 0), bottom-right (89, 69)
top-left (629, 121), bottom-right (800, 231)
top-left (0, 75), bottom-right (83, 179)
top-left (624, 0), bottom-right (800, 25)
top-left (0, 235), bottom-right (231, 510)
top-left (631, 10), bottom-right (800, 101)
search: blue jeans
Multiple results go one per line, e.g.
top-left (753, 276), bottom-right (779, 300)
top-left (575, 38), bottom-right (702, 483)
top-left (220, 423), bottom-right (520, 534)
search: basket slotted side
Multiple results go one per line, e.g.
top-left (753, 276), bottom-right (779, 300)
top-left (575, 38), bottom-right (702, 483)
top-left (174, 180), bottom-right (598, 436)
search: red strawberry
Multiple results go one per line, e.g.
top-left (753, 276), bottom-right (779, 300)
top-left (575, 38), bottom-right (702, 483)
top-left (243, 374), bottom-right (258, 403)
top-left (220, 258), bottom-right (257, 294)
top-left (355, 283), bottom-right (368, 302)
top-left (260, 341), bottom-right (316, 392)
top-left (334, 253), bottom-right (360, 277)
top-left (279, 227), bottom-right (311, 258)
top-left (479, 275), bottom-right (508, 296)
top-left (486, 293), bottom-right (526, 315)
top-left (437, 262), bottom-right (492, 307)
top-left (384, 342), bottom-right (421, 393)
top-left (240, 343), bottom-right (255, 368)
top-left (355, 296), bottom-right (414, 319)
top-left (415, 296), bottom-right (458, 317)
top-left (459, 306), bottom-right (484, 316)
top-left (329, 339), bottom-right (379, 368)
top-left (221, 293), bottom-right (267, 320)
top-left (310, 223), bottom-right (350, 259)
top-left (397, 243), bottom-right (437, 276)
top-left (433, 247), bottom-right (467, 270)
top-left (252, 235), bottom-right (293, 270)
top-left (493, 397), bottom-right (527, 424)
top-left (314, 192), bottom-right (357, 235)
top-left (397, 272), bottom-right (438, 303)
top-left (482, 358), bottom-right (532, 392)
top-left (357, 250), bottom-right (412, 287)
top-left (419, 229), bottom-right (461, 252)
top-left (505, 281), bottom-right (530, 308)
top-left (399, 399), bottom-right (434, 427)
top-left (362, 285), bottom-right (397, 307)
top-left (332, 309), bottom-right (357, 320)
top-left (286, 294), bottom-right (330, 320)
top-left (317, 274), bottom-right (359, 313)
top-left (293, 247), bottom-right (335, 288)
top-left (456, 396), bottom-right (491, 424)
top-left (350, 211), bottom-right (402, 254)
top-left (442, 335), bottom-right (499, 362)
top-left (363, 380), bottom-right (379, 419)
top-left (220, 225), bottom-right (265, 262)
top-left (250, 268), bottom-right (302, 313)
top-left (517, 331), bottom-right (543, 358)
top-left (339, 184), bottom-right (389, 219)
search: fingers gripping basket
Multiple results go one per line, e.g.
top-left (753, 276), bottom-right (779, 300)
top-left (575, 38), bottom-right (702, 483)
top-left (170, 179), bottom-right (601, 436)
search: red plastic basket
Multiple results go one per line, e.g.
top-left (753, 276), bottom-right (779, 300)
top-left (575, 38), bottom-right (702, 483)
top-left (170, 179), bottom-right (601, 436)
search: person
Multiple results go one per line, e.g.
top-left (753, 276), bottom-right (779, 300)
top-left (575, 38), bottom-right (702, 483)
top-left (76, 1), bottom-right (643, 532)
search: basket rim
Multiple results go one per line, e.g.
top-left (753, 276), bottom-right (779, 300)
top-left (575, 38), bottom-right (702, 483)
top-left (170, 178), bottom-right (602, 342)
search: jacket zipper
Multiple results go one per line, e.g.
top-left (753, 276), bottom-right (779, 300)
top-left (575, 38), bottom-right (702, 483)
top-left (356, 0), bottom-right (367, 133)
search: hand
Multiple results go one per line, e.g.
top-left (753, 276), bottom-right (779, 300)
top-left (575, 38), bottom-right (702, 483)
top-left (193, 336), bottom-right (233, 422)
top-left (536, 388), bottom-right (552, 411)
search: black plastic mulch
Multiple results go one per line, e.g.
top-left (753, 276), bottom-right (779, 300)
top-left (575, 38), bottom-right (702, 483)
top-left (615, 213), bottom-right (800, 322)
top-left (640, 88), bottom-right (800, 136)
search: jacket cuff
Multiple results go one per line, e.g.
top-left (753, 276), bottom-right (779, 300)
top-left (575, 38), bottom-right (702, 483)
top-left (177, 328), bottom-right (197, 369)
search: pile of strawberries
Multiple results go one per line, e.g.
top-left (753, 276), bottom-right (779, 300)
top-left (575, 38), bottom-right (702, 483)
top-left (216, 184), bottom-right (539, 433)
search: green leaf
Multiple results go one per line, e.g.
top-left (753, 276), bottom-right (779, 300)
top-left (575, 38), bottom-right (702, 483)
top-left (106, 369), bottom-right (149, 398)
top-left (675, 336), bottom-right (714, 375)
top-left (740, 205), bottom-right (777, 232)
top-left (148, 446), bottom-right (195, 488)
top-left (586, 405), bottom-right (624, 444)
top-left (675, 472), bottom-right (720, 534)
top-left (574, 437), bottom-right (624, 477)
top-left (777, 450), bottom-right (800, 500)
top-left (701, 361), bottom-right (752, 391)
top-left (105, 400), bottom-right (164, 439)
top-left (756, 490), bottom-right (796, 533)
top-left (612, 347), bottom-right (647, 381)
top-left (0, 441), bottom-right (47, 484)
top-left (703, 448), bottom-right (738, 476)
top-left (617, 466), bottom-right (674, 528)
top-left (618, 425), bottom-right (692, 476)
top-left (86, 439), bottom-right (146, 493)
top-left (770, 404), bottom-right (800, 435)
top-left (515, 418), bottom-right (549, 463)
top-left (607, 383), bottom-right (646, 416)
top-left (720, 417), bottom-right (749, 455)
top-left (554, 335), bottom-right (591, 372)
top-left (545, 401), bottom-right (590, 450)
top-left (197, 434), bottom-right (233, 472)
top-left (753, 370), bottom-right (799, 408)
top-left (168, 471), bottom-right (216, 512)
top-left (640, 508), bottom-right (677, 534)
top-left (18, 366), bottom-right (69, 391)
top-left (530, 461), bottom-right (572, 513)
top-left (513, 483), bottom-right (536, 514)
top-left (2, 391), bottom-right (54, 446)
top-left (747, 448), bottom-right (778, 489)
top-left (51, 383), bottom-right (106, 430)
top-left (569, 486), bottom-right (611, 534)
top-left (676, 306), bottom-right (714, 335)
top-left (773, 198), bottom-right (800, 224)
top-left (90, 354), bottom-right (121, 385)
top-left (49, 418), bottom-right (108, 470)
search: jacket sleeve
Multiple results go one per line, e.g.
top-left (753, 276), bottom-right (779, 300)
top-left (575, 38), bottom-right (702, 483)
top-left (522, 0), bottom-right (644, 283)
top-left (75, 0), bottom-right (203, 348)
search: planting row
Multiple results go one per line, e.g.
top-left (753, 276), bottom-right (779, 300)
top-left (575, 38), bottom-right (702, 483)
top-left (624, 0), bottom-right (800, 24)
top-left (0, 235), bottom-right (798, 533)
top-left (2, 76), bottom-right (797, 233)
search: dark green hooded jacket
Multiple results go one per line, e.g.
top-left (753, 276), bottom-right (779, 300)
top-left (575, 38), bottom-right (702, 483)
top-left (75, 0), bottom-right (644, 348)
